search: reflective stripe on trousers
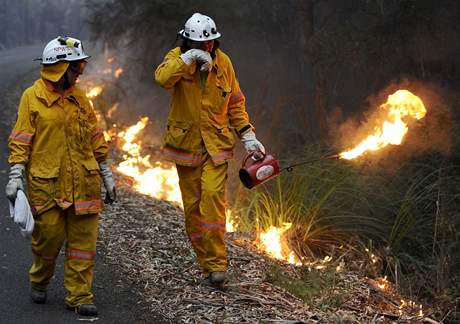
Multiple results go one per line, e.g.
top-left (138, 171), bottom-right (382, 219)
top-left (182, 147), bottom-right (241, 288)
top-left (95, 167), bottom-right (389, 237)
top-left (29, 206), bottom-right (99, 307)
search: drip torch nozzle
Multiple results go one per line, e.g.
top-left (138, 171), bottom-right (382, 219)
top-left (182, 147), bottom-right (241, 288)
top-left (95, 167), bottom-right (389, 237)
top-left (282, 153), bottom-right (340, 173)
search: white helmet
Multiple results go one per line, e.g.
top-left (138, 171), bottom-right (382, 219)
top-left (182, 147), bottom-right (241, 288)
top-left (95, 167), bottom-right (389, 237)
top-left (179, 13), bottom-right (221, 42)
top-left (41, 36), bottom-right (90, 65)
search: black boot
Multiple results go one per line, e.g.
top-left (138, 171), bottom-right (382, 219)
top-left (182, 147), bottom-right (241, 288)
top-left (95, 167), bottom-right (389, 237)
top-left (30, 288), bottom-right (47, 304)
top-left (208, 271), bottom-right (227, 290)
top-left (68, 304), bottom-right (98, 316)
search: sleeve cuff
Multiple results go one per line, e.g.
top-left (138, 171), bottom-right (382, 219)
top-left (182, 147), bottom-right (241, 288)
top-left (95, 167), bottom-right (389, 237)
top-left (237, 124), bottom-right (253, 136)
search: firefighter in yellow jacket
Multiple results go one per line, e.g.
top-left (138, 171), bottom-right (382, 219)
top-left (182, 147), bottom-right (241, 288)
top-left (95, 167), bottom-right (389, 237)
top-left (5, 36), bottom-right (116, 316)
top-left (155, 13), bottom-right (265, 288)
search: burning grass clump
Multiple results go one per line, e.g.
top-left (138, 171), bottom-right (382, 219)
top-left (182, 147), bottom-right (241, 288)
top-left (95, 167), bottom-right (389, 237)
top-left (235, 144), bottom-right (460, 321)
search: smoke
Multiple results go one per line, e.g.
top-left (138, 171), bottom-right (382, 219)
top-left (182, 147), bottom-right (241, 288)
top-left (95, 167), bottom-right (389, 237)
top-left (85, 1), bottom-right (460, 168)
top-left (79, 46), bottom-right (167, 151)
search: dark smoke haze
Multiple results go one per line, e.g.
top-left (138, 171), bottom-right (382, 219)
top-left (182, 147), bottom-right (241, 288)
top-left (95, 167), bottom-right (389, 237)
top-left (86, 0), bottom-right (460, 162)
top-left (2, 0), bottom-right (460, 162)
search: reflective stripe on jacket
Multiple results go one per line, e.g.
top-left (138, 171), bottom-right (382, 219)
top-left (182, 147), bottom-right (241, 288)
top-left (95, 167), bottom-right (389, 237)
top-left (8, 79), bottom-right (108, 215)
top-left (155, 47), bottom-right (253, 166)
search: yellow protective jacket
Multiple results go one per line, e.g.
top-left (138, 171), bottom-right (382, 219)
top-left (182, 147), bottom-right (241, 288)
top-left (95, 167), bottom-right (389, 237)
top-left (155, 47), bottom-right (253, 166)
top-left (8, 79), bottom-right (108, 215)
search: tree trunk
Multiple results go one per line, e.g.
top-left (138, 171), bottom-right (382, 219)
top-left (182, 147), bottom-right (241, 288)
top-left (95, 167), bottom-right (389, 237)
top-left (299, 0), bottom-right (328, 138)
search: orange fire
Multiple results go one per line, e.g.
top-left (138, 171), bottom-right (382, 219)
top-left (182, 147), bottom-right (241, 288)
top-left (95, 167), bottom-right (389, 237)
top-left (257, 223), bottom-right (301, 265)
top-left (377, 276), bottom-right (389, 290)
top-left (116, 117), bottom-right (183, 206)
top-left (115, 118), bottom-right (240, 231)
top-left (107, 103), bottom-right (119, 119)
top-left (226, 209), bottom-right (238, 233)
top-left (114, 68), bottom-right (123, 78)
top-left (86, 86), bottom-right (104, 99)
top-left (340, 90), bottom-right (426, 160)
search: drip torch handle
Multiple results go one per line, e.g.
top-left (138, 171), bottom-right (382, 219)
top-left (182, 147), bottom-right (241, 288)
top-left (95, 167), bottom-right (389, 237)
top-left (242, 152), bottom-right (265, 167)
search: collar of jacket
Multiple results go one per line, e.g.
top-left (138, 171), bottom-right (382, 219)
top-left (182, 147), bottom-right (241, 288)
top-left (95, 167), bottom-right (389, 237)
top-left (212, 49), bottom-right (225, 77)
top-left (34, 79), bottom-right (78, 107)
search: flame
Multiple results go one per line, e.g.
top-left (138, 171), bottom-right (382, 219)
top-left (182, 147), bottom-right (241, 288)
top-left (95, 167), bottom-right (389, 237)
top-left (113, 117), bottom-right (241, 230)
top-left (103, 131), bottom-right (112, 142)
top-left (377, 276), bottom-right (389, 290)
top-left (258, 223), bottom-right (291, 260)
top-left (107, 103), bottom-right (119, 119)
top-left (114, 68), bottom-right (123, 78)
top-left (257, 223), bottom-right (301, 265)
top-left (226, 209), bottom-right (238, 233)
top-left (340, 90), bottom-right (426, 160)
top-left (115, 117), bottom-right (182, 206)
top-left (87, 86), bottom-right (104, 99)
top-left (336, 261), bottom-right (345, 272)
top-left (83, 69), bottom-right (239, 233)
top-left (398, 298), bottom-right (424, 318)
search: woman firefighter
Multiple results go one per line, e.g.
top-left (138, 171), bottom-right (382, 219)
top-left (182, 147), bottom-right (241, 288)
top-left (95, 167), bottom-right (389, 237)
top-left (155, 13), bottom-right (265, 288)
top-left (5, 36), bottom-right (116, 316)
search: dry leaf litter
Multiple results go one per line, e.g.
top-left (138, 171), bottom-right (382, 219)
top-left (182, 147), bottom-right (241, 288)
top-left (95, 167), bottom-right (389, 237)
top-left (98, 173), bottom-right (437, 324)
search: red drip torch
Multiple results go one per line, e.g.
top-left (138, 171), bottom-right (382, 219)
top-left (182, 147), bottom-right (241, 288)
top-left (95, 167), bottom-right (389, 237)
top-left (239, 152), bottom-right (340, 189)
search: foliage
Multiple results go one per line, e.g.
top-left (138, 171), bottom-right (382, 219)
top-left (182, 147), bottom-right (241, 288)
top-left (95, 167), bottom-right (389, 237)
top-left (86, 0), bottom-right (460, 146)
top-left (266, 262), bottom-right (339, 304)
top-left (236, 143), bottom-right (460, 311)
top-left (85, 0), bottom-right (460, 317)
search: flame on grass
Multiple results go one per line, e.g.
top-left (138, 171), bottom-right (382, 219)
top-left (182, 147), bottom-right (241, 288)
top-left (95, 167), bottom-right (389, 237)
top-left (113, 117), bottom-right (243, 231)
top-left (226, 209), bottom-right (238, 233)
top-left (256, 223), bottom-right (301, 265)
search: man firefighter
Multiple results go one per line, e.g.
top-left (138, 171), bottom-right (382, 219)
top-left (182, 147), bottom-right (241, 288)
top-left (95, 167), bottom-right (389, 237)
top-left (155, 13), bottom-right (265, 288)
top-left (6, 36), bottom-right (116, 316)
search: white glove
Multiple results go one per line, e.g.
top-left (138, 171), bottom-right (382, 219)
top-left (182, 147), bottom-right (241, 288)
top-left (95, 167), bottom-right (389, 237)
top-left (180, 49), bottom-right (212, 72)
top-left (241, 131), bottom-right (265, 155)
top-left (99, 161), bottom-right (116, 204)
top-left (5, 164), bottom-right (26, 202)
top-left (196, 50), bottom-right (212, 72)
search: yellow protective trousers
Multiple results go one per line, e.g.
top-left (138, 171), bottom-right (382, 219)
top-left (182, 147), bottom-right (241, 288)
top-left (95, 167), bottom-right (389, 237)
top-left (29, 206), bottom-right (99, 307)
top-left (176, 155), bottom-right (228, 276)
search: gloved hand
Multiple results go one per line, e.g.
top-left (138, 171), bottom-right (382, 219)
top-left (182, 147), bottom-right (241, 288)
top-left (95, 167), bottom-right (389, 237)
top-left (241, 131), bottom-right (266, 157)
top-left (5, 164), bottom-right (26, 202)
top-left (180, 49), bottom-right (212, 72)
top-left (99, 161), bottom-right (116, 204)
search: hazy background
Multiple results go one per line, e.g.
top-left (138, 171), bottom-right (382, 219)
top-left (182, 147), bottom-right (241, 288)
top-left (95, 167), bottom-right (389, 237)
top-left (2, 0), bottom-right (460, 318)
top-left (2, 0), bottom-right (459, 155)
top-left (0, 0), bottom-right (89, 49)
top-left (84, 0), bottom-right (460, 159)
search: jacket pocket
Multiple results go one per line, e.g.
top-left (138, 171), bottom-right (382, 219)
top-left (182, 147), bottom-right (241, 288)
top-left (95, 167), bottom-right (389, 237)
top-left (214, 125), bottom-right (235, 150)
top-left (28, 171), bottom-right (57, 208)
top-left (211, 75), bottom-right (232, 114)
top-left (82, 159), bottom-right (100, 173)
top-left (164, 120), bottom-right (192, 149)
top-left (81, 159), bottom-right (102, 199)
